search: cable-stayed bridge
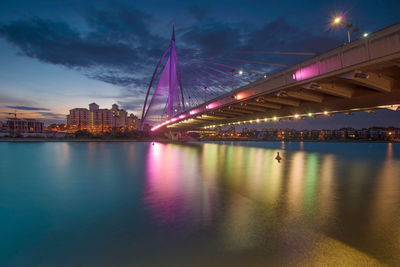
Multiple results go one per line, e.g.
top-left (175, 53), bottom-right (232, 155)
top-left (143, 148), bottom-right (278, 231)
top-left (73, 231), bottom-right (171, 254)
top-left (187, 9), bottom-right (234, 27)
top-left (141, 23), bottom-right (400, 135)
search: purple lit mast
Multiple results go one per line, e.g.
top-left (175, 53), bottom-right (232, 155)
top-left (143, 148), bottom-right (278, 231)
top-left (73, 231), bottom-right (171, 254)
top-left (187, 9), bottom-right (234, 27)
top-left (140, 26), bottom-right (185, 130)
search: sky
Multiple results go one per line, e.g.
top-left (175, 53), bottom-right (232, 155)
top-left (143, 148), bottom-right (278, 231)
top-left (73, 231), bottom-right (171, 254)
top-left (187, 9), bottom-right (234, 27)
top-left (0, 0), bottom-right (399, 127)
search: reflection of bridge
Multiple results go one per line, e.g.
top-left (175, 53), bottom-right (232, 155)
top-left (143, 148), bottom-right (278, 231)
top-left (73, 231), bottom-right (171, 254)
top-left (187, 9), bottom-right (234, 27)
top-left (145, 23), bottom-right (400, 133)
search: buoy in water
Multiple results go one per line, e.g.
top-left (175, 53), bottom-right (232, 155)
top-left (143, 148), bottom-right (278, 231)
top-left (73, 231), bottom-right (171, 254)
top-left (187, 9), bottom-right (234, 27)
top-left (275, 152), bottom-right (282, 162)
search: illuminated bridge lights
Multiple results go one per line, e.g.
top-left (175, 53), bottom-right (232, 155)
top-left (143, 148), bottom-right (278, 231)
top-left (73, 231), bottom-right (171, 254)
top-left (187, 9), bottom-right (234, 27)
top-left (151, 104), bottom-right (398, 132)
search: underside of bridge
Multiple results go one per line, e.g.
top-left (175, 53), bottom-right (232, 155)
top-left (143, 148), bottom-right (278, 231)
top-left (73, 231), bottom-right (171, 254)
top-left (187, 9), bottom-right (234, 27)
top-left (168, 65), bottom-right (400, 130)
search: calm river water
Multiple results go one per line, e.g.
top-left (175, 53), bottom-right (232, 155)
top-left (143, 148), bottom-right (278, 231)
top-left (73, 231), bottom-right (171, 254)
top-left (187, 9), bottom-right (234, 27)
top-left (1, 141), bottom-right (400, 266)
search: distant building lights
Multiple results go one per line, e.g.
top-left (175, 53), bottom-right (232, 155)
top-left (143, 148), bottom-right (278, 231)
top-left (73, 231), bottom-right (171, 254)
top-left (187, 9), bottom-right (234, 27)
top-left (179, 115), bottom-right (185, 119)
top-left (171, 118), bottom-right (177, 122)
top-left (264, 118), bottom-right (268, 122)
top-left (292, 73), bottom-right (296, 80)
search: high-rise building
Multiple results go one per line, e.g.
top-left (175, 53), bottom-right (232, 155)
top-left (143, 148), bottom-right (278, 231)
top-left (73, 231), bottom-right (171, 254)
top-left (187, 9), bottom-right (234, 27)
top-left (66, 108), bottom-right (90, 130)
top-left (66, 103), bottom-right (131, 132)
top-left (111, 104), bottom-right (127, 128)
top-left (127, 114), bottom-right (140, 130)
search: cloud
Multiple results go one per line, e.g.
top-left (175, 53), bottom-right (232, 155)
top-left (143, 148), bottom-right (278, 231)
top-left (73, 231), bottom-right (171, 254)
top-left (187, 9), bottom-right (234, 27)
top-left (0, 8), bottom-right (342, 111)
top-left (0, 93), bottom-right (36, 106)
top-left (187, 5), bottom-right (209, 21)
top-left (6, 105), bottom-right (50, 111)
top-left (0, 18), bottom-right (140, 69)
top-left (180, 22), bottom-right (243, 51)
top-left (0, 4), bottom-right (166, 91)
top-left (117, 97), bottom-right (146, 112)
top-left (36, 111), bottom-right (65, 119)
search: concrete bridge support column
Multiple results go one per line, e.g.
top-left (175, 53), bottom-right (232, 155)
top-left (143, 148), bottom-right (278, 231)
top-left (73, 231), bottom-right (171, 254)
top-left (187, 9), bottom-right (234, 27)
top-left (165, 130), bottom-right (180, 141)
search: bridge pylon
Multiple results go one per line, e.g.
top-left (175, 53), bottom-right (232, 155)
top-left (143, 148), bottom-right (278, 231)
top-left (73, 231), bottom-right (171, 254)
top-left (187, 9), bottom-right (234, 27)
top-left (140, 25), bottom-right (185, 130)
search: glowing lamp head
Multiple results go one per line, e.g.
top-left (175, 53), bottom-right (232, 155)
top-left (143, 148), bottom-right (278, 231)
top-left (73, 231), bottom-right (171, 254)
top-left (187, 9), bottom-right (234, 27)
top-left (294, 114), bottom-right (299, 119)
top-left (333, 17), bottom-right (342, 24)
top-left (238, 70), bottom-right (243, 75)
top-left (363, 33), bottom-right (369, 37)
top-left (324, 111), bottom-right (329, 115)
top-left (179, 115), bottom-right (185, 119)
top-left (235, 94), bottom-right (243, 100)
top-left (273, 116), bottom-right (277, 121)
top-left (308, 113), bottom-right (312, 117)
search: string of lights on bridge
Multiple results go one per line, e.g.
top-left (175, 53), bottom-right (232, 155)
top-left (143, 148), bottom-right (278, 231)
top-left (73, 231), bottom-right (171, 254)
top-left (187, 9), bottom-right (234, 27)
top-left (150, 104), bottom-right (399, 132)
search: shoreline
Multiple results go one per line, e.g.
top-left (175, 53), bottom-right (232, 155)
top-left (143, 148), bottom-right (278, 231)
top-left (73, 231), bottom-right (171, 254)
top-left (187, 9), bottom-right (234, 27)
top-left (0, 138), bottom-right (398, 143)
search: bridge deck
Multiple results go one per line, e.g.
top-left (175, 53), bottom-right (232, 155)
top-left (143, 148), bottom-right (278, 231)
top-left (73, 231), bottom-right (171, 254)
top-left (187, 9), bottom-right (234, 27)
top-left (152, 23), bottom-right (400, 131)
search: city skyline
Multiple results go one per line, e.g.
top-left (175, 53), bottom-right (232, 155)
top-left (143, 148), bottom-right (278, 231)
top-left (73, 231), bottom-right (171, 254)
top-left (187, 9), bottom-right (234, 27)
top-left (1, 0), bottom-right (400, 127)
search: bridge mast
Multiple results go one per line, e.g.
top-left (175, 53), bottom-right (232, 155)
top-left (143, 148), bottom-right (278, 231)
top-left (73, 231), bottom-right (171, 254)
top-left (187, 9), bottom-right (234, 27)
top-left (140, 25), bottom-right (185, 129)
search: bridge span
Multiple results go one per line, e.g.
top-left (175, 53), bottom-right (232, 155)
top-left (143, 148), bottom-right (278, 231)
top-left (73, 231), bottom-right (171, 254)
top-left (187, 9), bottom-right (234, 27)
top-left (151, 23), bottom-right (400, 132)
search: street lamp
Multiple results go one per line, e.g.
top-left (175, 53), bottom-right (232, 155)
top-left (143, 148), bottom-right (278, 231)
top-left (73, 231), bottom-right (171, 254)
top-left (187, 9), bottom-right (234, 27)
top-left (333, 16), bottom-right (342, 24)
top-left (331, 14), bottom-right (353, 43)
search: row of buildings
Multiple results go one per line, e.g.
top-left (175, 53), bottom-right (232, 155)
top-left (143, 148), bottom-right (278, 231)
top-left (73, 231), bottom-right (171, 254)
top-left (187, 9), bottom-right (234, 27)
top-left (212, 127), bottom-right (400, 141)
top-left (66, 103), bottom-right (140, 132)
top-left (0, 103), bottom-right (140, 137)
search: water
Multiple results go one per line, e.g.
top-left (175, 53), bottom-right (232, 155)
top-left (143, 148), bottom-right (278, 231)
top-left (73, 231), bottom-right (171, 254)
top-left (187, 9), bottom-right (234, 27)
top-left (1, 141), bottom-right (400, 266)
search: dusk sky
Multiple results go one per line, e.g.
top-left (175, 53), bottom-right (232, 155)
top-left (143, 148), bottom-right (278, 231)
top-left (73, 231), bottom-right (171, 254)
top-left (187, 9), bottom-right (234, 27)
top-left (1, 0), bottom-right (399, 127)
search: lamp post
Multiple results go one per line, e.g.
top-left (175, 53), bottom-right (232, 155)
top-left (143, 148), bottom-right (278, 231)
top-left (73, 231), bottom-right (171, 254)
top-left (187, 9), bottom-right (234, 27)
top-left (332, 14), bottom-right (369, 43)
top-left (346, 23), bottom-right (352, 43)
top-left (332, 16), bottom-right (352, 43)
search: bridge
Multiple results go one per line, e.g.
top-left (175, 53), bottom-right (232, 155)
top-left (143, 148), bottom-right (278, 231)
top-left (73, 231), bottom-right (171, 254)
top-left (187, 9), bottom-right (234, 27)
top-left (142, 23), bottom-right (400, 134)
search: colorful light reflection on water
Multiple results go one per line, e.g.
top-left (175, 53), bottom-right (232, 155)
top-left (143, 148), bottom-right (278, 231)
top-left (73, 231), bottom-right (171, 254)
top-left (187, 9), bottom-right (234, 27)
top-left (0, 141), bottom-right (400, 266)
